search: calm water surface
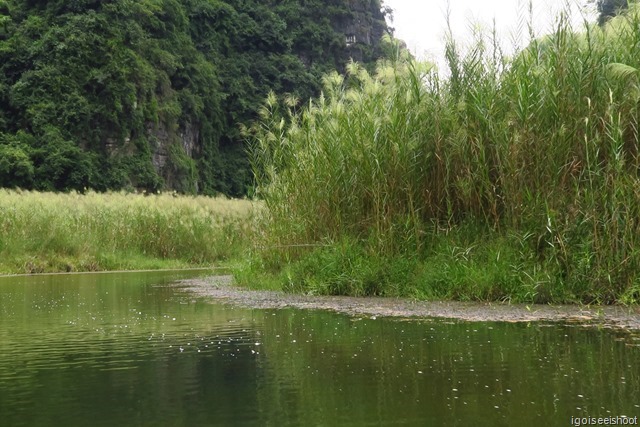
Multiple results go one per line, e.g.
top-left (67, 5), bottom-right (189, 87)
top-left (0, 271), bottom-right (638, 426)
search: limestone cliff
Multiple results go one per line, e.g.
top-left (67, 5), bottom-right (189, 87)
top-left (146, 0), bottom-right (393, 194)
top-left (339, 0), bottom-right (389, 63)
top-left (0, 0), bottom-right (395, 195)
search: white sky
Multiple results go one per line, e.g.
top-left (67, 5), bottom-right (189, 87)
top-left (383, 0), bottom-right (597, 65)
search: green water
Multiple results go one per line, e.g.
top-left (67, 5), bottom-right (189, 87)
top-left (0, 271), bottom-right (638, 427)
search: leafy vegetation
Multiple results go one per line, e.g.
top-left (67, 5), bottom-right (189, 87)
top-left (245, 6), bottom-right (640, 304)
top-left (0, 0), bottom-right (391, 196)
top-left (0, 189), bottom-right (257, 273)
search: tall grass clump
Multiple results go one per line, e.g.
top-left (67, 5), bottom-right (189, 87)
top-left (247, 6), bottom-right (640, 304)
top-left (0, 190), bottom-right (257, 274)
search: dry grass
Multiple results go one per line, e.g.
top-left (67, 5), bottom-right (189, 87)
top-left (0, 190), bottom-right (259, 274)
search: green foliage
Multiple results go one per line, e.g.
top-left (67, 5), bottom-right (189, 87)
top-left (0, 134), bottom-right (34, 188)
top-left (167, 142), bottom-right (198, 194)
top-left (0, 0), bottom-right (391, 195)
top-left (280, 238), bottom-right (417, 297)
top-left (248, 6), bottom-right (640, 304)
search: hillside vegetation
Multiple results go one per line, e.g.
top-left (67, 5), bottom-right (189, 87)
top-left (244, 7), bottom-right (640, 304)
top-left (0, 0), bottom-right (390, 196)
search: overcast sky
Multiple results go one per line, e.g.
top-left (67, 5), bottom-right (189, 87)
top-left (383, 0), bottom-right (597, 64)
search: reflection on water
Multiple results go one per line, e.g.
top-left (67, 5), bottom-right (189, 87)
top-left (0, 271), bottom-right (638, 426)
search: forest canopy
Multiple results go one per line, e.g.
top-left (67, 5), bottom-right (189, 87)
top-left (0, 0), bottom-right (391, 195)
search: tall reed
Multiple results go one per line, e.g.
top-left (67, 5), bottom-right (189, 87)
top-left (248, 6), bottom-right (640, 303)
top-left (0, 190), bottom-right (257, 274)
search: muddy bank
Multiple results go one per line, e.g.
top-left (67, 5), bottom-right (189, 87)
top-left (176, 275), bottom-right (640, 331)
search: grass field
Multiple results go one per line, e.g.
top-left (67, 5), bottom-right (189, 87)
top-left (0, 190), bottom-right (258, 274)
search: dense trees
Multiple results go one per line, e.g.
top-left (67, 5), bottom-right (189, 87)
top-left (0, 0), bottom-right (391, 195)
top-left (597, 0), bottom-right (629, 24)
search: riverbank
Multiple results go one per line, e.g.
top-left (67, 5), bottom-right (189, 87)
top-left (179, 276), bottom-right (640, 332)
top-left (2, 189), bottom-right (639, 306)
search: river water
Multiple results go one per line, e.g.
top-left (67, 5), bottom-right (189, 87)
top-left (0, 270), bottom-right (638, 426)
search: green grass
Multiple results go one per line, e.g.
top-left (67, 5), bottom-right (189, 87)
top-left (0, 189), bottom-right (258, 274)
top-left (241, 5), bottom-right (640, 304)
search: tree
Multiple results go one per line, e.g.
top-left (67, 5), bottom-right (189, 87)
top-left (0, 0), bottom-right (393, 195)
top-left (597, 0), bottom-right (629, 24)
top-left (0, 132), bottom-right (35, 188)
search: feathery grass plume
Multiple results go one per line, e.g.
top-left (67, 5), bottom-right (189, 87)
top-left (0, 190), bottom-right (258, 274)
top-left (247, 3), bottom-right (640, 303)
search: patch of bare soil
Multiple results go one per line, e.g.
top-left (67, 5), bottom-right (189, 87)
top-left (176, 276), bottom-right (640, 331)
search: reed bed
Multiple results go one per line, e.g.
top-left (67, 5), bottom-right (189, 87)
top-left (246, 6), bottom-right (640, 304)
top-left (0, 190), bottom-right (258, 274)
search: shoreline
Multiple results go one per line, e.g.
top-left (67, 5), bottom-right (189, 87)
top-left (177, 276), bottom-right (640, 331)
top-left (0, 267), bottom-right (224, 278)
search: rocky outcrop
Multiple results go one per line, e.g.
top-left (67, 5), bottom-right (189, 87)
top-left (337, 0), bottom-right (389, 62)
top-left (146, 122), bottom-right (198, 170)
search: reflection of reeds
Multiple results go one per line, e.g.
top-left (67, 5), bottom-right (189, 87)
top-left (0, 190), bottom-right (258, 273)
top-left (247, 8), bottom-right (640, 303)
